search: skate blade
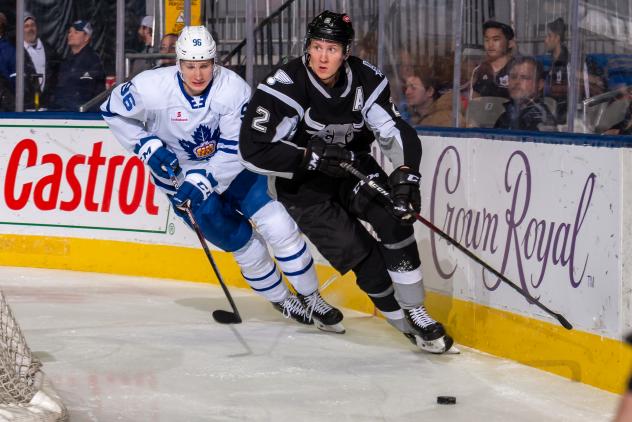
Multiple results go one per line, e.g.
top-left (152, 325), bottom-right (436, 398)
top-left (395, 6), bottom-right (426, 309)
top-left (314, 320), bottom-right (346, 334)
top-left (415, 335), bottom-right (459, 354)
top-left (443, 344), bottom-right (461, 354)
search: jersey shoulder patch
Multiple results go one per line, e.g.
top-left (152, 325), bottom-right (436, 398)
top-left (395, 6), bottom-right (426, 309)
top-left (266, 69), bottom-right (294, 86)
top-left (360, 59), bottom-right (383, 77)
top-left (258, 59), bottom-right (307, 105)
top-left (347, 56), bottom-right (387, 100)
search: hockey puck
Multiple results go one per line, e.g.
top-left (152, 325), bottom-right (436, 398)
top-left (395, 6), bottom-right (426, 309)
top-left (437, 396), bottom-right (456, 405)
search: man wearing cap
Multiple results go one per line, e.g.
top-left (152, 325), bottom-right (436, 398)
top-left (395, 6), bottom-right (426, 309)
top-left (23, 11), bottom-right (61, 110)
top-left (130, 15), bottom-right (155, 77)
top-left (51, 20), bottom-right (105, 111)
top-left (543, 18), bottom-right (569, 124)
top-left (470, 19), bottom-right (516, 99)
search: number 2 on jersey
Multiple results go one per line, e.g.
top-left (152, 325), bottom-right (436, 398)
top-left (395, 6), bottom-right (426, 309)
top-left (251, 106), bottom-right (270, 133)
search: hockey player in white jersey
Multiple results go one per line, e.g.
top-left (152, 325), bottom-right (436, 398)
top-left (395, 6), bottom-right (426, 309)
top-left (100, 25), bottom-right (344, 333)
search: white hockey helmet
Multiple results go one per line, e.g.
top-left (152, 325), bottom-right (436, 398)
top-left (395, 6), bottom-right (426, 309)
top-left (176, 26), bottom-right (216, 61)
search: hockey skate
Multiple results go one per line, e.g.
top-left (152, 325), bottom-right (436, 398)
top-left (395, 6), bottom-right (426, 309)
top-left (403, 306), bottom-right (459, 354)
top-left (272, 294), bottom-right (314, 325)
top-left (298, 290), bottom-right (346, 334)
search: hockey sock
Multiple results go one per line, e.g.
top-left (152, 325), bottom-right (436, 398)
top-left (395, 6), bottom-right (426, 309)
top-left (233, 231), bottom-right (289, 303)
top-left (250, 201), bottom-right (319, 295)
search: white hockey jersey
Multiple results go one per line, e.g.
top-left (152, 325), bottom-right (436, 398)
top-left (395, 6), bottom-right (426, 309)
top-left (101, 65), bottom-right (250, 194)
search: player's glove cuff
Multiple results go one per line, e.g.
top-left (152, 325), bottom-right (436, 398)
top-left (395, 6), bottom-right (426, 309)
top-left (134, 136), bottom-right (181, 180)
top-left (388, 166), bottom-right (421, 224)
top-left (388, 166), bottom-right (421, 188)
top-left (301, 138), bottom-right (355, 178)
top-left (172, 172), bottom-right (214, 212)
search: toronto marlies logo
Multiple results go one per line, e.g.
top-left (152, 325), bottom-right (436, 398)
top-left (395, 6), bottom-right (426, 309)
top-left (178, 124), bottom-right (219, 161)
top-left (304, 108), bottom-right (363, 146)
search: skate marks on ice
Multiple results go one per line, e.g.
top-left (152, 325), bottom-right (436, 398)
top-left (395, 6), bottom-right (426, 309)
top-left (0, 266), bottom-right (619, 422)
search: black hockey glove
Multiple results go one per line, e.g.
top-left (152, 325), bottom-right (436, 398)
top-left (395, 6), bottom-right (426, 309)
top-left (301, 138), bottom-right (355, 178)
top-left (388, 166), bottom-right (421, 224)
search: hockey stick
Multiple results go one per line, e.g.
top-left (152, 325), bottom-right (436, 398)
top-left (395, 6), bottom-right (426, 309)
top-left (340, 162), bottom-right (573, 330)
top-left (165, 166), bottom-right (242, 324)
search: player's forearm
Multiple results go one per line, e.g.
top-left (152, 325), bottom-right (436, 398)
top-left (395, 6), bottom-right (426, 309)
top-left (103, 115), bottom-right (149, 154)
top-left (399, 123), bottom-right (422, 170)
top-left (239, 137), bottom-right (305, 176)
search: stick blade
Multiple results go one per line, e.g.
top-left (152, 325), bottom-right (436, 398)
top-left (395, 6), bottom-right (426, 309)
top-left (212, 310), bottom-right (242, 324)
top-left (557, 315), bottom-right (573, 330)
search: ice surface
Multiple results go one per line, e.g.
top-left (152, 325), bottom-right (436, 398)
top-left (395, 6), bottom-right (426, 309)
top-left (0, 266), bottom-right (619, 422)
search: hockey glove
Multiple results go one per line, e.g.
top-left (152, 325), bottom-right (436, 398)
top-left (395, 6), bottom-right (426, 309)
top-left (172, 172), bottom-right (214, 212)
top-left (388, 166), bottom-right (421, 224)
top-left (301, 138), bottom-right (355, 178)
top-left (134, 136), bottom-right (181, 179)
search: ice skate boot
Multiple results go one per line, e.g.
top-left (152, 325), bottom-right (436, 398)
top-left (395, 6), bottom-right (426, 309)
top-left (403, 306), bottom-right (459, 354)
top-left (298, 290), bottom-right (345, 334)
top-left (272, 293), bottom-right (313, 325)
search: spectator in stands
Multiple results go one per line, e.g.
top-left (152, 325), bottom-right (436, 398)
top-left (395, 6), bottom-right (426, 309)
top-left (495, 56), bottom-right (557, 131)
top-left (391, 48), bottom-right (417, 108)
top-left (154, 33), bottom-right (177, 68)
top-left (601, 87), bottom-right (632, 135)
top-left (0, 12), bottom-right (16, 93)
top-left (51, 20), bottom-right (105, 112)
top-left (356, 32), bottom-right (377, 62)
top-left (470, 19), bottom-right (516, 99)
top-left (23, 11), bottom-right (61, 110)
top-left (543, 18), bottom-right (569, 124)
top-left (129, 15), bottom-right (154, 77)
top-left (402, 66), bottom-right (441, 126)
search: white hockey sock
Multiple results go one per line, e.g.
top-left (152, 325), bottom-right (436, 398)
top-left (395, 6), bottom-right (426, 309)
top-left (380, 309), bottom-right (413, 334)
top-left (232, 231), bottom-right (289, 303)
top-left (388, 266), bottom-right (425, 308)
top-left (251, 201), bottom-right (319, 296)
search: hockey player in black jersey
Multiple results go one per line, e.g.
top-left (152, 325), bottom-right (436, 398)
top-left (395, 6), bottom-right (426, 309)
top-left (239, 11), bottom-right (455, 353)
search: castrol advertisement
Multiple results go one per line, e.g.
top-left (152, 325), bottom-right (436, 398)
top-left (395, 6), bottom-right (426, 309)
top-left (418, 136), bottom-right (621, 336)
top-left (0, 119), bottom-right (196, 247)
top-left (0, 118), bottom-right (627, 337)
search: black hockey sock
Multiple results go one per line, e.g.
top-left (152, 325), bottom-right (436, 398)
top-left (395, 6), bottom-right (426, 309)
top-left (353, 244), bottom-right (400, 312)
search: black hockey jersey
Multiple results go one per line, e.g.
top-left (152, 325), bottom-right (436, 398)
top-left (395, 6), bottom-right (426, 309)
top-left (239, 55), bottom-right (421, 205)
top-left (470, 59), bottom-right (513, 99)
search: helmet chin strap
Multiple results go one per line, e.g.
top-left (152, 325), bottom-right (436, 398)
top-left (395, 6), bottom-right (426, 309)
top-left (176, 59), bottom-right (189, 86)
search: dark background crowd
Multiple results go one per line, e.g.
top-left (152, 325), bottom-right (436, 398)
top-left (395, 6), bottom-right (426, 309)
top-left (0, 0), bottom-right (629, 136)
top-left (0, 0), bottom-right (146, 111)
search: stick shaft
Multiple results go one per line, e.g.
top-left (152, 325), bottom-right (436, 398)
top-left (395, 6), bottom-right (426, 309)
top-left (167, 167), bottom-right (241, 321)
top-left (341, 163), bottom-right (572, 330)
top-left (183, 207), bottom-right (241, 320)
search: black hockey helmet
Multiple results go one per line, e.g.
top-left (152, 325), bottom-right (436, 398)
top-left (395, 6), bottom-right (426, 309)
top-left (304, 10), bottom-right (355, 56)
